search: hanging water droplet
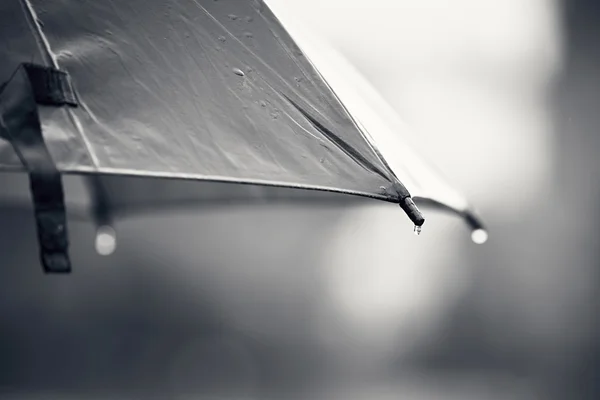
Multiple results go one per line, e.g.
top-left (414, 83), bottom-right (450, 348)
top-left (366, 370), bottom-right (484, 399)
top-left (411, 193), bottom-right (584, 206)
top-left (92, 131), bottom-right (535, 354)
top-left (414, 225), bottom-right (422, 236)
top-left (470, 228), bottom-right (488, 244)
top-left (232, 67), bottom-right (245, 76)
top-left (95, 225), bottom-right (117, 256)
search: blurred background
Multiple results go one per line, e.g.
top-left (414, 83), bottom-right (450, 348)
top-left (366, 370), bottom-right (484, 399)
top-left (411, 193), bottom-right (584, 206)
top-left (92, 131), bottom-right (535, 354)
top-left (1, 0), bottom-right (598, 399)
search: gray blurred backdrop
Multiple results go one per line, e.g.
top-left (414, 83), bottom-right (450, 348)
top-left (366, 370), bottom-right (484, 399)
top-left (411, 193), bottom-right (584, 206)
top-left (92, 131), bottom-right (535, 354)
top-left (1, 0), bottom-right (598, 399)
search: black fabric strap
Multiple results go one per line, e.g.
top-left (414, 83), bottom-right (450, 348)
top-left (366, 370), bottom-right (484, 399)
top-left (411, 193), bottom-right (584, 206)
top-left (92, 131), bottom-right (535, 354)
top-left (23, 63), bottom-right (78, 107)
top-left (0, 63), bottom-right (77, 273)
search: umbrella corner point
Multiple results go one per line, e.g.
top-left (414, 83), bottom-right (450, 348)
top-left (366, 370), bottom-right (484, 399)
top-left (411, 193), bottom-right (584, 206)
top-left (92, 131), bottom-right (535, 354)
top-left (399, 196), bottom-right (425, 228)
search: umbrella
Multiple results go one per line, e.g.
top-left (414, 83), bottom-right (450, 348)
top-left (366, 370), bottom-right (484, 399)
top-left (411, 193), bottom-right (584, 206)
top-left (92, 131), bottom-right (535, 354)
top-left (0, 0), bottom-right (485, 273)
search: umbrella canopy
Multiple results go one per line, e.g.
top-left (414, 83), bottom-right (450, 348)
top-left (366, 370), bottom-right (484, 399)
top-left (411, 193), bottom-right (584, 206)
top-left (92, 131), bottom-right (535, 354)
top-left (0, 0), bottom-right (484, 273)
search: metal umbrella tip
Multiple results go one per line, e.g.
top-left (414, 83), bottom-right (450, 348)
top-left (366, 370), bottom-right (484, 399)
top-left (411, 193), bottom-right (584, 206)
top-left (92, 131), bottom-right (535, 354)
top-left (400, 197), bottom-right (425, 229)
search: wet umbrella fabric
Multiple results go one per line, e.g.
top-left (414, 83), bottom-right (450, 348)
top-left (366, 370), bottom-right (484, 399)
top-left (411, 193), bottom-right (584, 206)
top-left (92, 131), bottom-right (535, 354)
top-left (0, 0), bottom-right (482, 272)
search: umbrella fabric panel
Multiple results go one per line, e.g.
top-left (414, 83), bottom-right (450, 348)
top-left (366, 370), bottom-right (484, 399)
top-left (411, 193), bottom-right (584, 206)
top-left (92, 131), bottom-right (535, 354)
top-left (6, 0), bottom-right (400, 200)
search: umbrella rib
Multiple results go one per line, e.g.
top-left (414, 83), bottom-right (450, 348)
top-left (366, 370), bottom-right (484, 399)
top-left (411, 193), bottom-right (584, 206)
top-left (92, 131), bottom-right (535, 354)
top-left (18, 0), bottom-right (101, 169)
top-left (190, 0), bottom-right (404, 194)
top-left (287, 35), bottom-right (411, 194)
top-left (283, 93), bottom-right (424, 226)
top-left (280, 93), bottom-right (393, 183)
top-left (248, 4), bottom-right (417, 202)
